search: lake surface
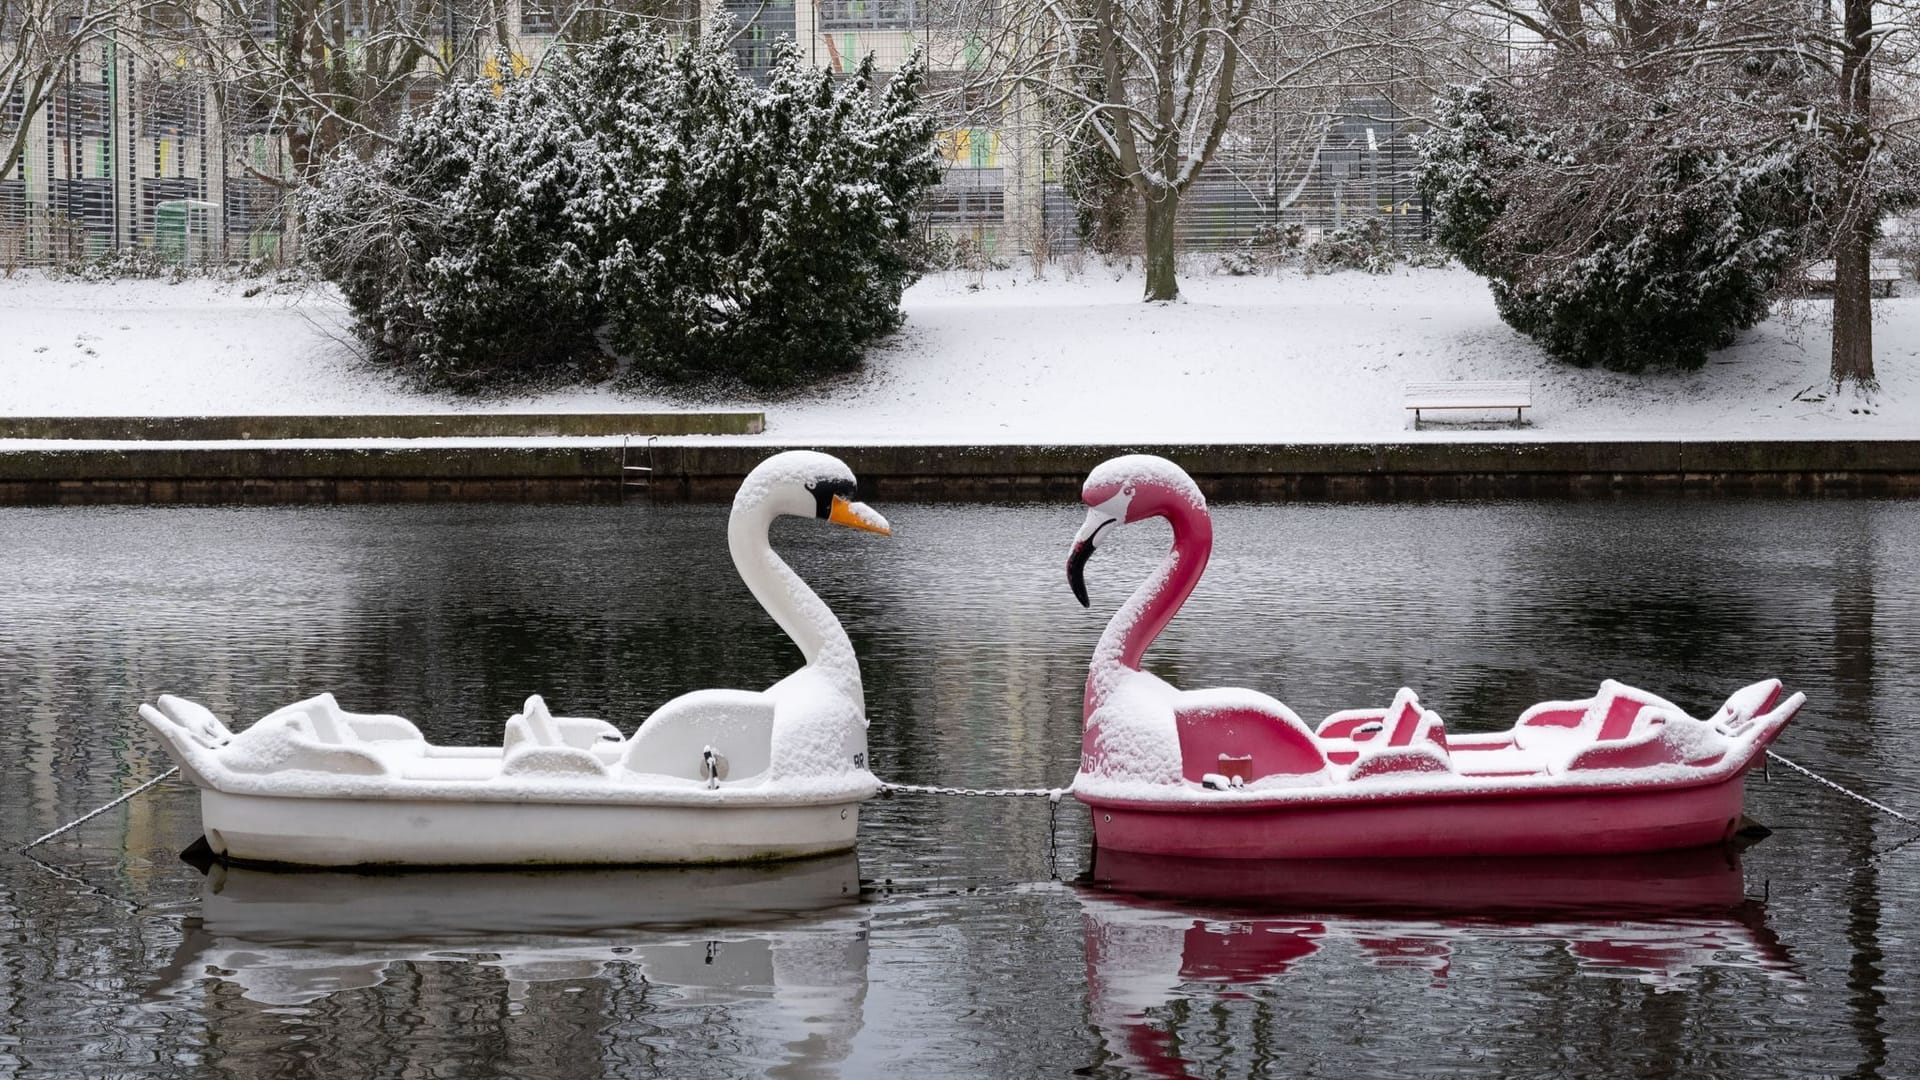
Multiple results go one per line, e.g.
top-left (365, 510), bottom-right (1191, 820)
top-left (1, 498), bottom-right (1916, 1078)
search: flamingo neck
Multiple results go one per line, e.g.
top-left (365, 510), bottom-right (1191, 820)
top-left (1086, 501), bottom-right (1212, 719)
top-left (729, 506), bottom-right (862, 702)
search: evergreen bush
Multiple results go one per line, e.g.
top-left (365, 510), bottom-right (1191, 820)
top-left (303, 23), bottom-right (939, 391)
top-left (1418, 81), bottom-right (1810, 373)
top-left (1302, 219), bottom-right (1397, 275)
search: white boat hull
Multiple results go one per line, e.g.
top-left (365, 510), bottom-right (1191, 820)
top-left (199, 789), bottom-right (863, 867)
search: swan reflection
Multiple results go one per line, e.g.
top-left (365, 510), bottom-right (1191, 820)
top-left (155, 854), bottom-right (870, 1075)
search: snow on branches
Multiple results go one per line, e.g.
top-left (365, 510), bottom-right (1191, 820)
top-left (302, 22), bottom-right (939, 390)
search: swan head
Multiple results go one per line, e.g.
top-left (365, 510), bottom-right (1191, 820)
top-left (735, 450), bottom-right (890, 535)
top-left (1067, 455), bottom-right (1205, 607)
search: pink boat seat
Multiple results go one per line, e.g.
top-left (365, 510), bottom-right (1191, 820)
top-left (1348, 740), bottom-right (1453, 781)
top-left (1502, 680), bottom-right (1738, 773)
top-left (1513, 681), bottom-right (1682, 753)
top-left (1175, 701), bottom-right (1327, 784)
top-left (1317, 689), bottom-right (1448, 768)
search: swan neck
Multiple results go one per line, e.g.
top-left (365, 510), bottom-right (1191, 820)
top-left (729, 505), bottom-right (860, 694)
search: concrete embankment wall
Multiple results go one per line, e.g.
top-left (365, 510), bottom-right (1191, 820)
top-left (0, 413), bottom-right (766, 440)
top-left (4, 440), bottom-right (1920, 504)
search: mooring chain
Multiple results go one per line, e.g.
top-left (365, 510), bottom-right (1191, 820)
top-left (18, 766), bottom-right (180, 853)
top-left (1766, 750), bottom-right (1917, 828)
top-left (878, 781), bottom-right (1072, 878)
top-left (878, 782), bottom-right (1068, 801)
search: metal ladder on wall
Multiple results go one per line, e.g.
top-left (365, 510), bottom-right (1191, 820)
top-left (619, 436), bottom-right (657, 500)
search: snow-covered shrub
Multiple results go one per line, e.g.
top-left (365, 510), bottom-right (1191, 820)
top-left (1303, 219), bottom-right (1397, 275)
top-left (302, 22), bottom-right (938, 390)
top-left (1215, 248), bottom-right (1260, 276)
top-left (1419, 80), bottom-right (1811, 373)
top-left (588, 34), bottom-right (940, 387)
top-left (55, 245), bottom-right (185, 282)
top-left (1217, 222), bottom-right (1303, 275)
top-left (304, 77), bottom-right (600, 385)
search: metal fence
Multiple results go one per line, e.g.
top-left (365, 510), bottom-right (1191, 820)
top-left (2, 39), bottom-right (295, 269)
top-left (0, 0), bottom-right (1425, 269)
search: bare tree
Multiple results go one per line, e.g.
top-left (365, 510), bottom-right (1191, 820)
top-left (143, 0), bottom-right (493, 186)
top-left (945, 0), bottom-right (1466, 300)
top-left (1824, 0), bottom-right (1918, 388)
top-left (1464, 0), bottom-right (1920, 388)
top-left (149, 0), bottom-right (696, 190)
top-left (1, 0), bottom-right (154, 182)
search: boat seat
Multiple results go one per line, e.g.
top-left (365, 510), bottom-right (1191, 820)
top-left (620, 689), bottom-right (775, 784)
top-left (1173, 690), bottom-right (1328, 784)
top-left (1318, 689), bottom-right (1448, 768)
top-left (1347, 740), bottom-right (1453, 781)
top-left (1507, 681), bottom-right (1720, 773)
top-left (499, 695), bottom-right (614, 779)
top-left (1559, 721), bottom-right (1718, 772)
top-left (254, 694), bottom-right (426, 751)
top-left (1514, 681), bottom-right (1681, 755)
top-left (503, 696), bottom-right (625, 760)
top-left (218, 696), bottom-right (392, 777)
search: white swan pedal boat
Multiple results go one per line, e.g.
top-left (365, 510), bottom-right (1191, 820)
top-left (139, 451), bottom-right (891, 867)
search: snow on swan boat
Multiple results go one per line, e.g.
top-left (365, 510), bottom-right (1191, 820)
top-left (139, 450), bottom-right (891, 867)
top-left (1064, 454), bottom-right (1804, 859)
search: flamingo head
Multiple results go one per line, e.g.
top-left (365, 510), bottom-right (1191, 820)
top-left (738, 450), bottom-right (891, 536)
top-left (1067, 455), bottom-right (1205, 607)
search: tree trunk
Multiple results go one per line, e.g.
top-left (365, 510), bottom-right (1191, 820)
top-left (1831, 0), bottom-right (1875, 388)
top-left (1142, 186), bottom-right (1180, 302)
top-left (1831, 206), bottom-right (1876, 387)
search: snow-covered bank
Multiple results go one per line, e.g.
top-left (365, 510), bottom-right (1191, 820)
top-left (4, 266), bottom-right (1917, 443)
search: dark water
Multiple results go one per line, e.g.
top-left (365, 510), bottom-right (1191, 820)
top-left (0, 498), bottom-right (1916, 1078)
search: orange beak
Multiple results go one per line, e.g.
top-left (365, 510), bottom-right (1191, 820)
top-left (828, 494), bottom-right (891, 536)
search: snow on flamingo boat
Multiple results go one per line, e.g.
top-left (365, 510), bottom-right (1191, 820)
top-left (1065, 454), bottom-right (1804, 859)
top-left (139, 451), bottom-right (890, 867)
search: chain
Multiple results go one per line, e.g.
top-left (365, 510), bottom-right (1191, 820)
top-left (878, 782), bottom-right (1068, 800)
top-left (878, 781), bottom-right (1072, 877)
top-left (1767, 750), bottom-right (1916, 828)
top-left (17, 767), bottom-right (180, 852)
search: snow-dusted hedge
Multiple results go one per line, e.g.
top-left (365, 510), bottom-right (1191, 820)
top-left (1419, 82), bottom-right (1809, 373)
top-left (304, 24), bottom-right (939, 390)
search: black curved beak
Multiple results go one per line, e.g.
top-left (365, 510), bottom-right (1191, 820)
top-left (1067, 511), bottom-right (1116, 608)
top-left (1068, 539), bottom-right (1095, 608)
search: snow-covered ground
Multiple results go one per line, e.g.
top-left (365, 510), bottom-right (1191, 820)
top-left (4, 264), bottom-right (1917, 442)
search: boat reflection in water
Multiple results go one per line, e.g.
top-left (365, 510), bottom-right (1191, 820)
top-left (155, 853), bottom-right (870, 1073)
top-left (1081, 847), bottom-right (1797, 1075)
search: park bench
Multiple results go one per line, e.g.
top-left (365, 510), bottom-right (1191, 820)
top-left (1802, 259), bottom-right (1904, 298)
top-left (1404, 380), bottom-right (1532, 428)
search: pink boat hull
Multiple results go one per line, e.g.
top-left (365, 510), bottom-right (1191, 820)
top-left (1082, 769), bottom-right (1754, 859)
top-left (1065, 455), bottom-right (1806, 863)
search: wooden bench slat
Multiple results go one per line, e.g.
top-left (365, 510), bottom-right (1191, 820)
top-left (1802, 259), bottom-right (1904, 296)
top-left (1403, 380), bottom-right (1533, 428)
top-left (1803, 258), bottom-right (1903, 282)
top-left (1404, 381), bottom-right (1532, 409)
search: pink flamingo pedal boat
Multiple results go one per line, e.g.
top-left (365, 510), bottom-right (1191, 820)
top-left (1064, 455), bottom-right (1803, 860)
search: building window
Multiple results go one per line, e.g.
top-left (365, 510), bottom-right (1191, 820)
top-left (817, 0), bottom-right (916, 30)
top-left (522, 0), bottom-right (562, 34)
top-left (725, 0), bottom-right (795, 72)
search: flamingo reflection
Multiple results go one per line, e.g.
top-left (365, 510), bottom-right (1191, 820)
top-left (1081, 848), bottom-right (1795, 1077)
